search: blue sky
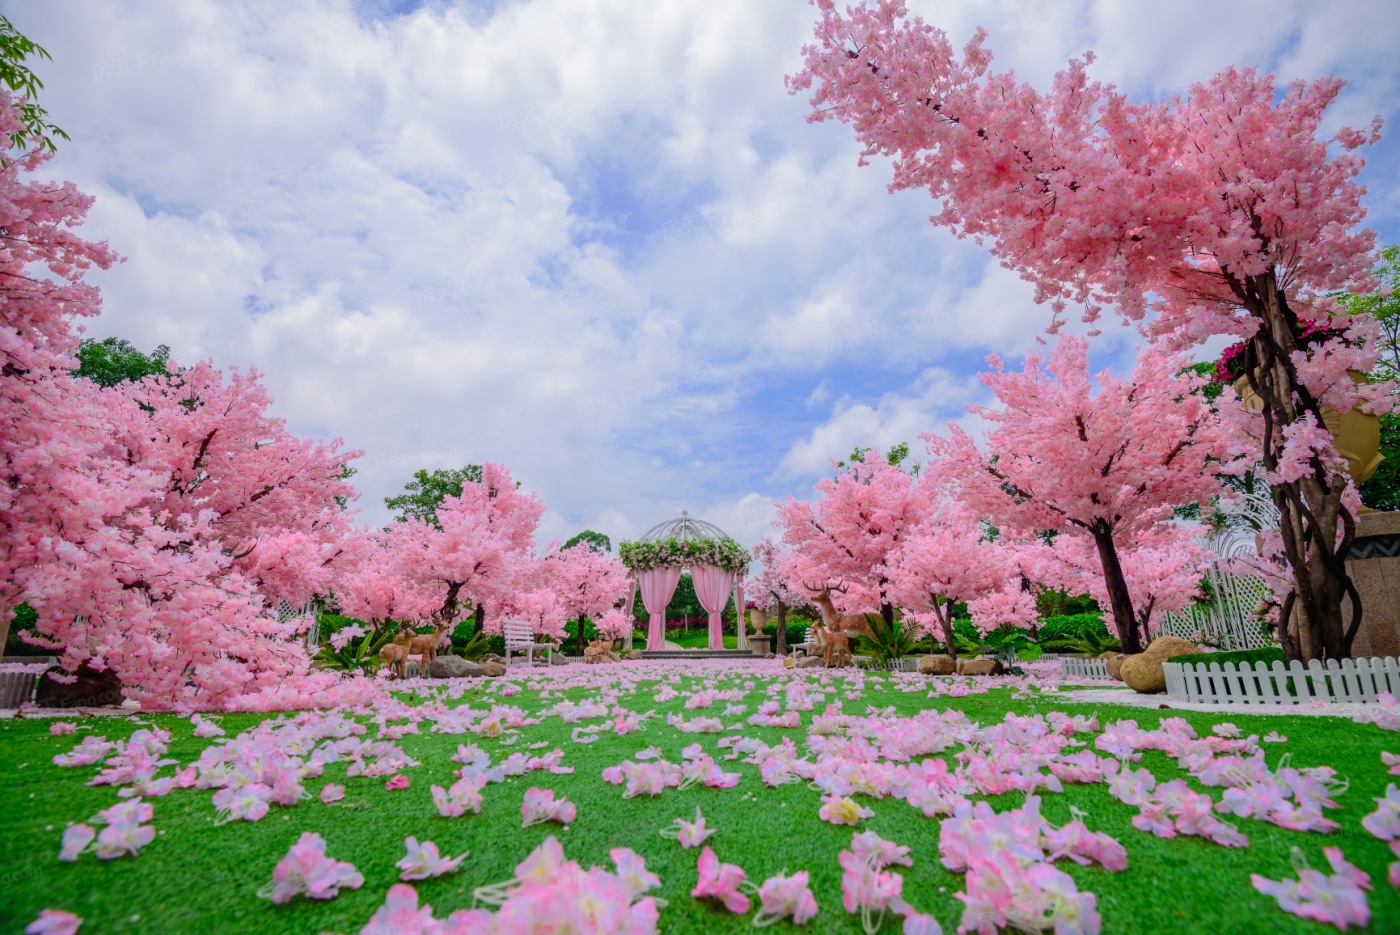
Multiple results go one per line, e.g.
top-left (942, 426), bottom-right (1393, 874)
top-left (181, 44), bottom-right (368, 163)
top-left (9, 0), bottom-right (1400, 546)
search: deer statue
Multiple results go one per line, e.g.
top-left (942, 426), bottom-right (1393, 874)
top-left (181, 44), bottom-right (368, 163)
top-left (380, 629), bottom-right (412, 679)
top-left (804, 582), bottom-right (875, 641)
top-left (407, 620), bottom-right (453, 672)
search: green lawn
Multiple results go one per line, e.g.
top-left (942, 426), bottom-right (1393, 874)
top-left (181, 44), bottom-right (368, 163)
top-left (2, 668), bottom-right (1398, 934)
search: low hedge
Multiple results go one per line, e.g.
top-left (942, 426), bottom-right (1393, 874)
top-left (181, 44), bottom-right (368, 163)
top-left (1167, 647), bottom-right (1286, 668)
top-left (1037, 613), bottom-right (1109, 643)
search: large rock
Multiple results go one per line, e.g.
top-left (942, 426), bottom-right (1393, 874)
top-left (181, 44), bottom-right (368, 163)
top-left (480, 661), bottom-right (507, 678)
top-left (1104, 654), bottom-right (1127, 681)
top-left (480, 653), bottom-right (504, 665)
top-left (796, 655), bottom-right (826, 669)
top-left (956, 657), bottom-right (1004, 677)
top-left (918, 654), bottom-right (956, 675)
top-left (427, 656), bottom-right (481, 679)
top-left (1120, 636), bottom-right (1201, 694)
top-left (35, 664), bottom-right (124, 708)
top-left (625, 650), bottom-right (644, 661)
top-left (782, 654), bottom-right (797, 669)
top-left (606, 651), bottom-right (621, 663)
top-left (550, 653), bottom-right (569, 666)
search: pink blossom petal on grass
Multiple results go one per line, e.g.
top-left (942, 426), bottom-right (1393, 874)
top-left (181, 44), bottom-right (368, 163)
top-left (385, 774), bottom-right (410, 791)
top-left (58, 824), bottom-right (95, 862)
top-left (49, 722), bottom-right (76, 736)
top-left (320, 784), bottom-right (346, 804)
top-left (692, 846), bottom-right (751, 914)
top-left (25, 910), bottom-right (82, 935)
top-left (754, 870), bottom-right (819, 926)
top-left (263, 831), bottom-right (364, 904)
top-left (396, 836), bottom-right (466, 881)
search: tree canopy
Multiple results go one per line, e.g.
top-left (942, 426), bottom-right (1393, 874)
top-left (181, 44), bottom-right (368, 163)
top-left (385, 465), bottom-right (483, 528)
top-left (0, 15), bottom-right (66, 155)
top-left (563, 529), bottom-right (611, 553)
top-left (73, 337), bottom-right (172, 387)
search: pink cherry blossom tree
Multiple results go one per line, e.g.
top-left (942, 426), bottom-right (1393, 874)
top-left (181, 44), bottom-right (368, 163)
top-left (775, 450), bottom-right (932, 629)
top-left (390, 462), bottom-right (545, 633)
top-left (924, 337), bottom-right (1227, 653)
top-left (791, 6), bottom-right (1389, 659)
top-left (887, 509), bottom-right (1016, 657)
top-left (541, 541), bottom-right (631, 656)
top-left (1048, 525), bottom-right (1211, 638)
top-left (748, 539), bottom-right (810, 655)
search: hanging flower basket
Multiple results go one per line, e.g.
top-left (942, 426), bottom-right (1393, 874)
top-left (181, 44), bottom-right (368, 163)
top-left (617, 537), bottom-right (751, 575)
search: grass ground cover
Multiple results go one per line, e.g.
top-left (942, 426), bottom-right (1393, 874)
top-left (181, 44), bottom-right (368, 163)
top-left (2, 662), bottom-right (1398, 934)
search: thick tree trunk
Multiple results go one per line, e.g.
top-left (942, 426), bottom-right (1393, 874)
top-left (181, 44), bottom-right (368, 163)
top-left (439, 581), bottom-right (463, 626)
top-left (1090, 523), bottom-right (1143, 654)
top-left (472, 602), bottom-right (485, 637)
top-left (932, 599), bottom-right (957, 660)
top-left (576, 614), bottom-right (588, 658)
top-left (1240, 270), bottom-right (1361, 662)
top-left (776, 600), bottom-right (788, 655)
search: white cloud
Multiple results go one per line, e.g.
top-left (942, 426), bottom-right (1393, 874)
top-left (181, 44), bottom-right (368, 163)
top-left (7, 0), bottom-right (1395, 540)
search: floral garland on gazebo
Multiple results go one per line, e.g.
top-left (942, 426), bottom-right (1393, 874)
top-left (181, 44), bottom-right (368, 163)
top-left (617, 536), bottom-right (751, 575)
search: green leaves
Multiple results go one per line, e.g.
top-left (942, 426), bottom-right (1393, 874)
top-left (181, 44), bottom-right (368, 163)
top-left (385, 465), bottom-right (483, 528)
top-left (0, 15), bottom-right (66, 155)
top-left (73, 337), bottom-right (172, 387)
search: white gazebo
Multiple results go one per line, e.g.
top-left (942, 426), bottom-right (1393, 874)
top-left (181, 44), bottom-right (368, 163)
top-left (621, 511), bottom-right (748, 651)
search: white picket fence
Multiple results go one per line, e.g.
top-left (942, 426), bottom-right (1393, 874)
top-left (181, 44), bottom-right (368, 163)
top-left (1060, 657), bottom-right (1114, 681)
top-left (1164, 657), bottom-right (1400, 706)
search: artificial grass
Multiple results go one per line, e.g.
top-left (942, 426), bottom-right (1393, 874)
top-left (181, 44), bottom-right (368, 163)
top-left (1, 671), bottom-right (1399, 934)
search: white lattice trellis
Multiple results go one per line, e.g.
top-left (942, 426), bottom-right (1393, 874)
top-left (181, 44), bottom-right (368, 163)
top-left (1152, 480), bottom-right (1279, 651)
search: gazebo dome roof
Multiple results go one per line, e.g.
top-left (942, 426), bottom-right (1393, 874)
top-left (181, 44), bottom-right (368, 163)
top-left (639, 510), bottom-right (729, 543)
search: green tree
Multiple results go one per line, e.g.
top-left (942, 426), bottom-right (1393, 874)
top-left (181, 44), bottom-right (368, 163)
top-left (0, 15), bottom-right (66, 156)
top-left (73, 337), bottom-right (172, 387)
top-left (385, 465), bottom-right (483, 528)
top-left (563, 530), bottom-right (611, 553)
top-left (1340, 245), bottom-right (1400, 381)
top-left (1339, 245), bottom-right (1400, 511)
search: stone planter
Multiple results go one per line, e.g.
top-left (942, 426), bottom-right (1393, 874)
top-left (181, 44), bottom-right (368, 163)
top-left (1233, 370), bottom-right (1383, 486)
top-left (748, 635), bottom-right (771, 657)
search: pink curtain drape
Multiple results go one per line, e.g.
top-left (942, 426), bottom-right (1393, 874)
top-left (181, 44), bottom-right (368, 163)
top-left (735, 580), bottom-right (747, 650)
top-left (692, 564), bottom-right (736, 650)
top-left (621, 576), bottom-right (638, 649)
top-left (638, 567), bottom-right (681, 651)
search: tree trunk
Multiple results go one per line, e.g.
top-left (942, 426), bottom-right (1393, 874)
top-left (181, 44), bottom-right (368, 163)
top-left (1240, 270), bottom-right (1361, 662)
top-left (439, 581), bottom-right (464, 626)
top-left (1090, 523), bottom-right (1143, 654)
top-left (576, 614), bottom-right (588, 658)
top-left (932, 599), bottom-right (957, 660)
top-left (472, 602), bottom-right (485, 637)
top-left (776, 600), bottom-right (787, 655)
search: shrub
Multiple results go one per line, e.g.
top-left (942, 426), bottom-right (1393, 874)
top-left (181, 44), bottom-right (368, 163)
top-left (1037, 614), bottom-right (1110, 645)
top-left (764, 620), bottom-right (807, 646)
top-left (5, 602), bottom-right (39, 655)
top-left (1167, 647), bottom-right (1286, 668)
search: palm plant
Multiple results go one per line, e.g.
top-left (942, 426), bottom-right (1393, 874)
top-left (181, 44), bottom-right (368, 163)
top-left (1044, 629), bottom-right (1122, 658)
top-left (862, 612), bottom-right (920, 663)
top-left (315, 621), bottom-right (399, 675)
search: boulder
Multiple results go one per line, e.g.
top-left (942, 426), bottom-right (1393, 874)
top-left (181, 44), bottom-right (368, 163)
top-left (1120, 636), bottom-right (1201, 694)
top-left (782, 655), bottom-right (797, 669)
top-left (956, 657), bottom-right (1004, 677)
top-left (625, 650), bottom-right (645, 661)
top-left (796, 655), bottom-right (826, 669)
top-left (1104, 654), bottom-right (1127, 681)
top-left (918, 654), bottom-right (956, 676)
top-left (481, 653), bottom-right (504, 665)
top-left (606, 651), bottom-right (621, 663)
top-left (550, 653), bottom-right (569, 666)
top-left (480, 661), bottom-right (507, 678)
top-left (427, 655), bottom-right (482, 679)
top-left (35, 664), bottom-right (125, 708)
top-left (764, 652), bottom-right (775, 659)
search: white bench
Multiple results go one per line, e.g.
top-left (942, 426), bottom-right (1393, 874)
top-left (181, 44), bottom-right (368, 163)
top-left (503, 619), bottom-right (550, 666)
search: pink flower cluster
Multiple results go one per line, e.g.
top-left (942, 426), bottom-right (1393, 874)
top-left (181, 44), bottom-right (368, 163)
top-left (465, 836), bottom-right (661, 934)
top-left (1361, 783), bottom-right (1400, 887)
top-left (520, 787), bottom-right (576, 827)
top-left (940, 797), bottom-right (1120, 935)
top-left (692, 846), bottom-right (750, 914)
top-left (59, 798), bottom-right (158, 862)
top-left (659, 806), bottom-right (717, 849)
top-left (261, 831), bottom-right (363, 903)
top-left (1252, 847), bottom-right (1371, 930)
